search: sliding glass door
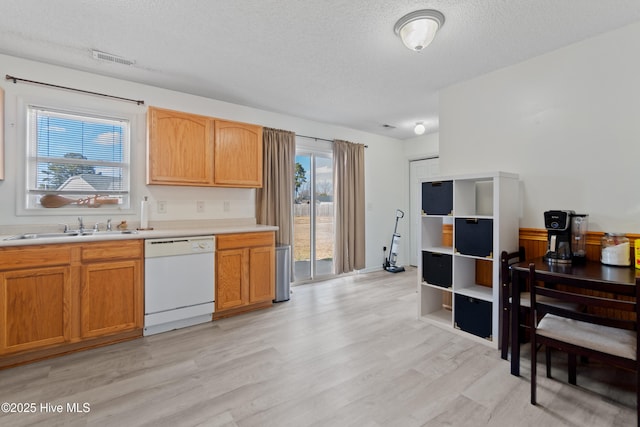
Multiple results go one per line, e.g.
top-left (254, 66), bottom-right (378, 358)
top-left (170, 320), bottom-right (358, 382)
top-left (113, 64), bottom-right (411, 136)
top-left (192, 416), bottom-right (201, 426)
top-left (294, 140), bottom-right (334, 281)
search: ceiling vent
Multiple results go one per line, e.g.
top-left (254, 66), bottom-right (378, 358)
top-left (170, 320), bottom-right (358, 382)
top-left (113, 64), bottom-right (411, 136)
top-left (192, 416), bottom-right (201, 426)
top-left (91, 50), bottom-right (135, 66)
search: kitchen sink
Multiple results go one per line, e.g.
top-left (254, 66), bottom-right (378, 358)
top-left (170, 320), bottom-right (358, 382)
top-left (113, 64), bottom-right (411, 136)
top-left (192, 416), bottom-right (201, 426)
top-left (94, 230), bottom-right (138, 235)
top-left (4, 232), bottom-right (85, 240)
top-left (4, 230), bottom-right (138, 240)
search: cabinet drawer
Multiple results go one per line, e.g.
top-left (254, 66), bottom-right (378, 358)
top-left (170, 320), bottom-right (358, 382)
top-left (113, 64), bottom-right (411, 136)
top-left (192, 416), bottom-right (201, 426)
top-left (216, 232), bottom-right (274, 250)
top-left (422, 251), bottom-right (452, 288)
top-left (422, 181), bottom-right (453, 215)
top-left (455, 218), bottom-right (493, 258)
top-left (0, 245), bottom-right (72, 270)
top-left (82, 240), bottom-right (143, 262)
top-left (454, 294), bottom-right (492, 340)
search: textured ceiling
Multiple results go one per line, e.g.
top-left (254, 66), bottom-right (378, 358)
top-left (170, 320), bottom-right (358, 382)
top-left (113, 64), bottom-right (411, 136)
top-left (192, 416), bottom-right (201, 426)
top-left (1, 1), bottom-right (640, 140)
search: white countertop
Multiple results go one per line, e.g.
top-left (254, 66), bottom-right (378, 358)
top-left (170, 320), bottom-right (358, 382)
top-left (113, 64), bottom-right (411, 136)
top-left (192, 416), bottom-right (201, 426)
top-left (0, 223), bottom-right (278, 247)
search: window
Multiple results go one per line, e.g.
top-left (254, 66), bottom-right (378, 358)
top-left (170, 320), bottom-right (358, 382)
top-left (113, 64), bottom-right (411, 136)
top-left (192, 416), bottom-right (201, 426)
top-left (25, 105), bottom-right (130, 210)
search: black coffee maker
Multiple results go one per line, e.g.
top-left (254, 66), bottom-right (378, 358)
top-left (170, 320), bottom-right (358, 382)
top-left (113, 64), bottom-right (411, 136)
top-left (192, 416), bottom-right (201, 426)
top-left (543, 210), bottom-right (575, 264)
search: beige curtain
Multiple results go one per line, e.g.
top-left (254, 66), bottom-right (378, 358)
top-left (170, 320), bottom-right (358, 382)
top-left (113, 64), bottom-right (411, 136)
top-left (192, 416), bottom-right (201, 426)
top-left (333, 139), bottom-right (366, 274)
top-left (255, 128), bottom-right (295, 247)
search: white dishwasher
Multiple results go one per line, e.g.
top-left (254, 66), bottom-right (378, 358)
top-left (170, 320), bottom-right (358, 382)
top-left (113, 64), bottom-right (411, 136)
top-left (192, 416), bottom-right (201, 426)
top-left (144, 235), bottom-right (215, 336)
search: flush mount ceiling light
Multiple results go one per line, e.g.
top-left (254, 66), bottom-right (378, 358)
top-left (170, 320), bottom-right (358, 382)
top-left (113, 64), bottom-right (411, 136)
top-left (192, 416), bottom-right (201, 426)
top-left (394, 9), bottom-right (445, 52)
top-left (414, 122), bottom-right (426, 135)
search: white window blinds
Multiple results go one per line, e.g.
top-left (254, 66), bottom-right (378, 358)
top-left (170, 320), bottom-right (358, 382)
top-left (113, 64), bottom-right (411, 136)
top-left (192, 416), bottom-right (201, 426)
top-left (26, 106), bottom-right (130, 209)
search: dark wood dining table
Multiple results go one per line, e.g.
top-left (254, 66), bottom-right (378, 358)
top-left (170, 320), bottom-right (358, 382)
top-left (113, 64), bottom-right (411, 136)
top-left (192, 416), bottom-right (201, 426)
top-left (509, 257), bottom-right (639, 376)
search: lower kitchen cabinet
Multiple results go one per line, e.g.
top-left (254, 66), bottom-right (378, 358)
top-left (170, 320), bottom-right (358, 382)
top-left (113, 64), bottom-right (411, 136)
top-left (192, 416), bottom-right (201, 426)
top-left (81, 260), bottom-right (142, 338)
top-left (216, 248), bottom-right (245, 310)
top-left (0, 266), bottom-right (71, 354)
top-left (249, 245), bottom-right (276, 303)
top-left (80, 241), bottom-right (143, 338)
top-left (0, 240), bottom-right (143, 369)
top-left (215, 232), bottom-right (275, 318)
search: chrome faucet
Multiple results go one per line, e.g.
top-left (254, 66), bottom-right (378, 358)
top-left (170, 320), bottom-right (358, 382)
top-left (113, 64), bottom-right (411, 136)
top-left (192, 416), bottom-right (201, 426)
top-left (77, 216), bottom-right (84, 233)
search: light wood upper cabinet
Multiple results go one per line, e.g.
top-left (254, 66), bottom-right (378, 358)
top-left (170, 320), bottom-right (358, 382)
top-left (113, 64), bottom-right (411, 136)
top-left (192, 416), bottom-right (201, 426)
top-left (1, 86), bottom-right (4, 180)
top-left (214, 120), bottom-right (263, 187)
top-left (147, 107), bottom-right (214, 185)
top-left (147, 106), bottom-right (263, 188)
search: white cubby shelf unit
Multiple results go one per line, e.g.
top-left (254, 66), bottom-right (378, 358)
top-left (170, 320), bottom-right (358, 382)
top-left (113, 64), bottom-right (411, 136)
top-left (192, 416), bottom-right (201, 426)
top-left (418, 171), bottom-right (519, 348)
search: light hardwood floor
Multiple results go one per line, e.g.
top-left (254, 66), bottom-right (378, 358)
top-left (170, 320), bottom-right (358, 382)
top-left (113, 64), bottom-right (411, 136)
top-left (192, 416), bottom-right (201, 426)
top-left (0, 267), bottom-right (635, 426)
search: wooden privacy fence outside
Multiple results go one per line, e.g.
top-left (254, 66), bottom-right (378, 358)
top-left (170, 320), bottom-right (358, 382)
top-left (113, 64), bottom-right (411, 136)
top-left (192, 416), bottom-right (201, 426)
top-left (294, 202), bottom-right (334, 217)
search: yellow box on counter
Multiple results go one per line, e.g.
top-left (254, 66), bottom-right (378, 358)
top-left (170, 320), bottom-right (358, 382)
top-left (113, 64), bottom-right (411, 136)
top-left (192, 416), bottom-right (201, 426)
top-left (635, 239), bottom-right (640, 269)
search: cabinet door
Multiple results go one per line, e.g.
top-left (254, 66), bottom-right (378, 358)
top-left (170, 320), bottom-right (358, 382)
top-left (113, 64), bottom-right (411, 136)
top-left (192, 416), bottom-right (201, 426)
top-left (81, 260), bottom-right (142, 338)
top-left (249, 246), bottom-right (275, 303)
top-left (148, 107), bottom-right (214, 185)
top-left (214, 120), bottom-right (263, 187)
top-left (0, 267), bottom-right (71, 354)
top-left (216, 249), bottom-right (248, 310)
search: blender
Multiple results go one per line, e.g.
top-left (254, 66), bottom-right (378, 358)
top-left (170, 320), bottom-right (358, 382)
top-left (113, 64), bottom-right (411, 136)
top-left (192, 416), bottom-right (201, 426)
top-left (571, 214), bottom-right (588, 264)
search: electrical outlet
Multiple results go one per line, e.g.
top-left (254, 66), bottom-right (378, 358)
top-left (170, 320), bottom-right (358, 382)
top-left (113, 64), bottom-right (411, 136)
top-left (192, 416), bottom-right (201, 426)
top-left (196, 200), bottom-right (205, 213)
top-left (223, 201), bottom-right (230, 212)
top-left (157, 201), bottom-right (167, 214)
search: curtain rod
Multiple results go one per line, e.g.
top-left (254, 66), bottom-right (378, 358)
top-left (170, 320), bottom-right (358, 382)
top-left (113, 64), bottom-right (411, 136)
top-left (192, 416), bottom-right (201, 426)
top-left (297, 134), bottom-right (368, 148)
top-left (5, 74), bottom-right (145, 105)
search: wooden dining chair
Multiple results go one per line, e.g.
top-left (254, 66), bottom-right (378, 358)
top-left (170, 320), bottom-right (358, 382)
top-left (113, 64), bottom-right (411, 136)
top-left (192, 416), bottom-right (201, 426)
top-left (530, 264), bottom-right (640, 424)
top-left (500, 248), bottom-right (525, 360)
top-left (501, 250), bottom-right (581, 364)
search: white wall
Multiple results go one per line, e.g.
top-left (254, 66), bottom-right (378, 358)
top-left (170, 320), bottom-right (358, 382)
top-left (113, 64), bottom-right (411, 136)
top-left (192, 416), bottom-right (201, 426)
top-left (0, 54), bottom-right (406, 272)
top-left (403, 132), bottom-right (439, 161)
top-left (439, 21), bottom-right (640, 233)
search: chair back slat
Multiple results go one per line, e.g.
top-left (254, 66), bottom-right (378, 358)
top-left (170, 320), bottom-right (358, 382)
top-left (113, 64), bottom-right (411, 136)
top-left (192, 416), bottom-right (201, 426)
top-left (536, 286), bottom-right (636, 313)
top-left (532, 267), bottom-right (638, 331)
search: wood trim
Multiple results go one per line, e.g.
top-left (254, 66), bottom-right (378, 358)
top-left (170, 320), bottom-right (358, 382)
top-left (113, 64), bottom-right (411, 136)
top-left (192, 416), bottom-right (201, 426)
top-left (441, 225), bottom-right (640, 309)
top-left (442, 223), bottom-right (453, 247)
top-left (212, 300), bottom-right (272, 320)
top-left (519, 228), bottom-right (639, 262)
top-left (519, 228), bottom-right (639, 321)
